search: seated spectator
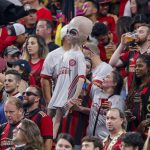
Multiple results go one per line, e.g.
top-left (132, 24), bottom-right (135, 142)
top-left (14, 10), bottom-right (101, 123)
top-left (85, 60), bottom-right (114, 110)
top-left (13, 118), bottom-right (43, 150)
top-left (56, 133), bottom-right (74, 150)
top-left (81, 136), bottom-right (103, 150)
top-left (121, 132), bottom-right (144, 150)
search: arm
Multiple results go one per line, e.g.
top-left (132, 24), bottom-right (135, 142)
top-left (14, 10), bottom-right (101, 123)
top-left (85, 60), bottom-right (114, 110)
top-left (41, 78), bottom-right (52, 105)
top-left (43, 139), bottom-right (53, 150)
top-left (72, 77), bottom-right (85, 99)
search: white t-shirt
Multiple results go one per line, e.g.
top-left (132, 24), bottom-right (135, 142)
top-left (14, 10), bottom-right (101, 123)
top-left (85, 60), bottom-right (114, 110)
top-left (87, 85), bottom-right (125, 140)
top-left (41, 47), bottom-right (65, 84)
top-left (48, 48), bottom-right (86, 108)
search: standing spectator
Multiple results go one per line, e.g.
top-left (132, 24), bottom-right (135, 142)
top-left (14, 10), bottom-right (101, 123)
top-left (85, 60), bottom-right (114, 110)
top-left (81, 136), bottom-right (103, 150)
top-left (120, 132), bottom-right (144, 150)
top-left (41, 24), bottom-right (70, 104)
top-left (7, 59), bottom-right (31, 93)
top-left (82, 42), bottom-right (113, 84)
top-left (24, 34), bottom-right (48, 87)
top-left (126, 55), bottom-right (150, 133)
top-left (82, 0), bottom-right (99, 23)
top-left (110, 24), bottom-right (150, 92)
top-left (13, 118), bottom-right (43, 150)
top-left (103, 108), bottom-right (126, 150)
top-left (87, 71), bottom-right (125, 140)
top-left (0, 97), bottom-right (24, 150)
top-left (36, 19), bottom-right (59, 52)
top-left (23, 86), bottom-right (53, 150)
top-left (4, 70), bottom-right (23, 100)
top-left (22, 0), bottom-right (53, 21)
top-left (56, 133), bottom-right (74, 150)
top-left (90, 22), bottom-right (116, 62)
top-left (24, 10), bottom-right (37, 35)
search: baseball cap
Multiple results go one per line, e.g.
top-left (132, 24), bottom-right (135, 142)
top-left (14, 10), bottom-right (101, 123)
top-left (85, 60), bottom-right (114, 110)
top-left (4, 46), bottom-right (22, 56)
top-left (61, 24), bottom-right (68, 39)
top-left (7, 59), bottom-right (31, 74)
top-left (7, 23), bottom-right (25, 36)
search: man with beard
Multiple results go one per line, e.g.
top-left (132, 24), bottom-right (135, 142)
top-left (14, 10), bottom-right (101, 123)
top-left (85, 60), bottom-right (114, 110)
top-left (23, 86), bottom-right (53, 150)
top-left (0, 97), bottom-right (24, 150)
top-left (90, 22), bottom-right (116, 62)
top-left (109, 24), bottom-right (150, 92)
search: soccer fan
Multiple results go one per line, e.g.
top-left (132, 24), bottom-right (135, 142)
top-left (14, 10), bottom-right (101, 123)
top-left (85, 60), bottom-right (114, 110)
top-left (55, 133), bottom-right (74, 150)
top-left (13, 118), bottom-right (44, 150)
top-left (82, 0), bottom-right (99, 23)
top-left (90, 22), bottom-right (116, 62)
top-left (23, 86), bottom-right (53, 150)
top-left (21, 0), bottom-right (53, 21)
top-left (36, 19), bottom-right (59, 52)
top-left (87, 71), bottom-right (125, 140)
top-left (81, 136), bottom-right (103, 150)
top-left (82, 42), bottom-right (113, 85)
top-left (48, 16), bottom-right (93, 139)
top-left (41, 24), bottom-right (71, 104)
top-left (120, 132), bottom-right (144, 150)
top-left (103, 108), bottom-right (127, 150)
top-left (4, 69), bottom-right (23, 100)
top-left (0, 97), bottom-right (24, 150)
top-left (110, 24), bottom-right (150, 92)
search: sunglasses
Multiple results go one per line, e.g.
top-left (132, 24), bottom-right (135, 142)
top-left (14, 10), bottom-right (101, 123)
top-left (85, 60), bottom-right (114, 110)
top-left (23, 91), bottom-right (38, 96)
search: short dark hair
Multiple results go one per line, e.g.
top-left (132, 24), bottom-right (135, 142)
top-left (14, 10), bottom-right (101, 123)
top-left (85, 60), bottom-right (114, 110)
top-left (57, 133), bottom-right (74, 148)
top-left (5, 69), bottom-right (21, 81)
top-left (91, 22), bottom-right (108, 38)
top-left (82, 136), bottom-right (103, 150)
top-left (85, 0), bottom-right (99, 12)
top-left (122, 132), bottom-right (144, 150)
top-left (38, 19), bottom-right (54, 29)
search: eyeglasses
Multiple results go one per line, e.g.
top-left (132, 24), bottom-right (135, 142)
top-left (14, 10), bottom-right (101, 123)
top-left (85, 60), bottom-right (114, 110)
top-left (23, 91), bottom-right (38, 96)
top-left (67, 29), bottom-right (79, 36)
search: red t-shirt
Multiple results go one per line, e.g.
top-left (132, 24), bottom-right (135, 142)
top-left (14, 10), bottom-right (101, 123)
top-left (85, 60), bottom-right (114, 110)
top-left (37, 7), bottom-right (52, 21)
top-left (28, 108), bottom-right (53, 139)
top-left (29, 58), bottom-right (44, 87)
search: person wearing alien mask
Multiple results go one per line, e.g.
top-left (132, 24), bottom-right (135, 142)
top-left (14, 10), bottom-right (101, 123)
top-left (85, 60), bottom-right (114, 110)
top-left (48, 16), bottom-right (93, 139)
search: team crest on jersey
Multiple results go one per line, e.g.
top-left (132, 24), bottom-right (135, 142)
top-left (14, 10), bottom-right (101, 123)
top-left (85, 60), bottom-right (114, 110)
top-left (69, 59), bottom-right (76, 66)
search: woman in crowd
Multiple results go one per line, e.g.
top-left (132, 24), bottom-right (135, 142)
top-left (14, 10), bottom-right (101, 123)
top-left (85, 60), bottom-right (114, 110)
top-left (87, 70), bottom-right (125, 140)
top-left (127, 55), bottom-right (150, 134)
top-left (24, 34), bottom-right (48, 87)
top-left (55, 133), bottom-right (74, 150)
top-left (13, 118), bottom-right (43, 150)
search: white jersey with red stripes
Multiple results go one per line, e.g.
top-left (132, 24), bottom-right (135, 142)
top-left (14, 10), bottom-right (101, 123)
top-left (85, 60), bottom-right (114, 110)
top-left (41, 47), bottom-right (65, 84)
top-left (48, 48), bottom-right (86, 108)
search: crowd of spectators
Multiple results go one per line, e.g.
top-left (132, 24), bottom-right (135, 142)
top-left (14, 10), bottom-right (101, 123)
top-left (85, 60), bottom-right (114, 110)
top-left (0, 0), bottom-right (150, 150)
